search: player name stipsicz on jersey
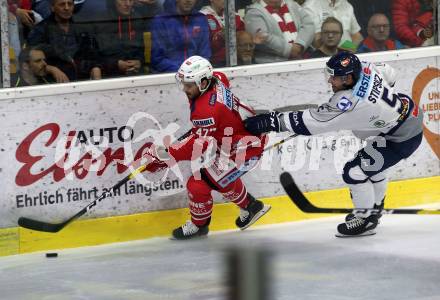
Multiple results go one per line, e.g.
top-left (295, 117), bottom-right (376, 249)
top-left (244, 51), bottom-right (423, 237)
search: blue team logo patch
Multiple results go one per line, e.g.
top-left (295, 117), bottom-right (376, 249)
top-left (337, 97), bottom-right (353, 111)
top-left (223, 89), bottom-right (233, 110)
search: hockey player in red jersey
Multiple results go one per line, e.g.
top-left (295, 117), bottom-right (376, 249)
top-left (146, 55), bottom-right (271, 240)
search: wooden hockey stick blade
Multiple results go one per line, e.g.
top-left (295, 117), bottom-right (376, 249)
top-left (280, 172), bottom-right (440, 215)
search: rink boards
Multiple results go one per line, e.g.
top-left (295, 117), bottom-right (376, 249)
top-left (0, 47), bottom-right (439, 256)
top-left (1, 175), bottom-right (439, 256)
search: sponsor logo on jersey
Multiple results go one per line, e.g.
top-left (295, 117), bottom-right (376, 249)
top-left (232, 96), bottom-right (239, 111)
top-left (341, 58), bottom-right (350, 67)
top-left (363, 67), bottom-right (371, 75)
top-left (192, 117), bottom-right (215, 127)
top-left (373, 120), bottom-right (386, 128)
top-left (368, 73), bottom-right (383, 103)
top-left (216, 85), bottom-right (224, 103)
top-left (336, 97), bottom-right (353, 111)
top-left (291, 112), bottom-right (300, 125)
top-left (209, 93), bottom-right (216, 106)
top-left (218, 157), bottom-right (259, 188)
top-left (223, 88), bottom-right (234, 110)
top-left (356, 71), bottom-right (372, 98)
top-left (210, 159), bottom-right (225, 176)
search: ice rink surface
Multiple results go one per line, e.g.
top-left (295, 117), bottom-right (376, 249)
top-left (1, 215), bottom-right (440, 300)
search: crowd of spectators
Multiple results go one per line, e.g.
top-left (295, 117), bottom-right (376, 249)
top-left (3, 0), bottom-right (437, 87)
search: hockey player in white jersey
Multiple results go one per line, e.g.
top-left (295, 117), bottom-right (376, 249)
top-left (244, 51), bottom-right (423, 237)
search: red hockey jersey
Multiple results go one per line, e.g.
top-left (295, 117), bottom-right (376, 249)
top-left (169, 72), bottom-right (265, 163)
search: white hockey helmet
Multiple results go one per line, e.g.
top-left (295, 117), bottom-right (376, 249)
top-left (175, 56), bottom-right (214, 93)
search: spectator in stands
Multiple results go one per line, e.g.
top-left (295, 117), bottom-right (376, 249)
top-left (244, 0), bottom-right (314, 63)
top-left (357, 13), bottom-right (405, 53)
top-left (32, 0), bottom-right (87, 20)
top-left (15, 45), bottom-right (55, 86)
top-left (200, 0), bottom-right (245, 67)
top-left (303, 0), bottom-right (363, 52)
top-left (94, 0), bottom-right (148, 77)
top-left (348, 0), bottom-right (393, 38)
top-left (150, 0), bottom-right (211, 73)
top-left (236, 30), bottom-right (256, 65)
top-left (27, 0), bottom-right (102, 81)
top-left (392, 0), bottom-right (434, 47)
top-left (8, 0), bottom-right (45, 40)
top-left (306, 16), bottom-right (343, 58)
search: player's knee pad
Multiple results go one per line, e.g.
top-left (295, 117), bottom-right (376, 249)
top-left (342, 159), bottom-right (369, 185)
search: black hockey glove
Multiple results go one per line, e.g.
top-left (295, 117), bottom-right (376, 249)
top-left (244, 111), bottom-right (282, 135)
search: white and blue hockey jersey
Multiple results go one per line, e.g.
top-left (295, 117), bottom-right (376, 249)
top-left (282, 62), bottom-right (423, 142)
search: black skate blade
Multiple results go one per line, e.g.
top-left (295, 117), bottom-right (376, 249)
top-left (240, 204), bottom-right (271, 231)
top-left (335, 229), bottom-right (376, 238)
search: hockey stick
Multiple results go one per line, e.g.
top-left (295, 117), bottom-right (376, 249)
top-left (18, 131), bottom-right (298, 232)
top-left (280, 172), bottom-right (440, 215)
top-left (254, 104), bottom-right (318, 115)
top-left (18, 165), bottom-right (149, 232)
top-left (17, 128), bottom-right (193, 233)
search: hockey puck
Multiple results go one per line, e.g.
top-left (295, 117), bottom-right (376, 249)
top-left (45, 252), bottom-right (58, 258)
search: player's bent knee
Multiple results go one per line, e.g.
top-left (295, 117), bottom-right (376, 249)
top-left (369, 171), bottom-right (387, 183)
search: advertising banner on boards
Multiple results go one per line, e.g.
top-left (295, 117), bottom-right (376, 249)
top-left (0, 57), bottom-right (438, 228)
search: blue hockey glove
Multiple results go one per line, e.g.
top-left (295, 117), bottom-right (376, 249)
top-left (244, 111), bottom-right (281, 135)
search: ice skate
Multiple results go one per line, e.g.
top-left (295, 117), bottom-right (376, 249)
top-left (236, 195), bottom-right (271, 230)
top-left (171, 220), bottom-right (209, 240)
top-left (336, 215), bottom-right (378, 238)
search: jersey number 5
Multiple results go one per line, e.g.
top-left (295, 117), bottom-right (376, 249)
top-left (381, 87), bottom-right (399, 108)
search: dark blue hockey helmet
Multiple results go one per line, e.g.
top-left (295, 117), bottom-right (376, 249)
top-left (326, 51), bottom-right (362, 83)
